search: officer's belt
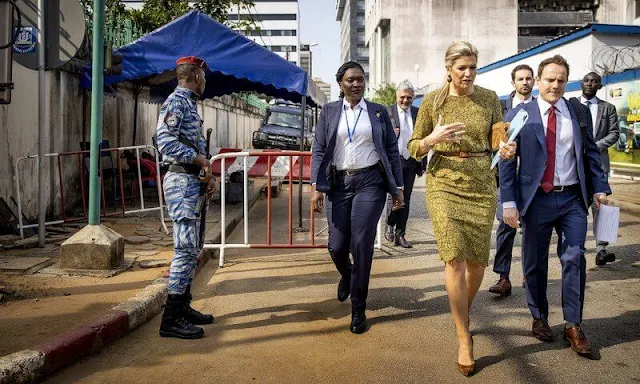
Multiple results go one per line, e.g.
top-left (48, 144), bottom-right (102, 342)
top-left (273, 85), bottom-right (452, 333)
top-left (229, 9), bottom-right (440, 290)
top-left (168, 163), bottom-right (201, 175)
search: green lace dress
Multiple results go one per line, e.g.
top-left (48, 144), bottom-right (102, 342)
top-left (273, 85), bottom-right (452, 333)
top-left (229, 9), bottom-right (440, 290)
top-left (407, 86), bottom-right (502, 266)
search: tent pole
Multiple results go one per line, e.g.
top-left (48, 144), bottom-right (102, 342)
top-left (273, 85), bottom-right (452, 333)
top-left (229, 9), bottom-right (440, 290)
top-left (298, 96), bottom-right (306, 229)
top-left (132, 86), bottom-right (140, 146)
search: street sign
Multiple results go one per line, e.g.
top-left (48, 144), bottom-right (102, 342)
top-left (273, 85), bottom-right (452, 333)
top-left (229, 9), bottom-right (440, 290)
top-left (12, 0), bottom-right (86, 70)
top-left (12, 26), bottom-right (36, 54)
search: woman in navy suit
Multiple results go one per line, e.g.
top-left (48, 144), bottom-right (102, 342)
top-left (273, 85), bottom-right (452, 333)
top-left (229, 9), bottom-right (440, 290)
top-left (310, 61), bottom-right (404, 334)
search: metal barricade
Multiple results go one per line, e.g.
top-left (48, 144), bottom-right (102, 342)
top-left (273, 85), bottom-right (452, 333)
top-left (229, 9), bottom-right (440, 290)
top-left (13, 145), bottom-right (168, 238)
top-left (203, 151), bottom-right (383, 267)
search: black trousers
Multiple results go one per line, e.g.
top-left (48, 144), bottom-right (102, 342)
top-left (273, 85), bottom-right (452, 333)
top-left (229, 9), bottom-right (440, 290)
top-left (385, 158), bottom-right (416, 235)
top-left (326, 168), bottom-right (386, 312)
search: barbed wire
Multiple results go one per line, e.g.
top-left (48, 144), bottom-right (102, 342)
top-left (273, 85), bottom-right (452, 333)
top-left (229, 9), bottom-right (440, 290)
top-left (591, 43), bottom-right (640, 75)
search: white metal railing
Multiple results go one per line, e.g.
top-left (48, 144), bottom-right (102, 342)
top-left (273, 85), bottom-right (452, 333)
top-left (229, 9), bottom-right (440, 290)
top-left (203, 151), bottom-right (383, 267)
top-left (13, 145), bottom-right (168, 238)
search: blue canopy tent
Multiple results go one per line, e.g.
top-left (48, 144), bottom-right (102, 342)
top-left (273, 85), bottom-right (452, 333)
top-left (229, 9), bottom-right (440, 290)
top-left (81, 10), bottom-right (326, 107)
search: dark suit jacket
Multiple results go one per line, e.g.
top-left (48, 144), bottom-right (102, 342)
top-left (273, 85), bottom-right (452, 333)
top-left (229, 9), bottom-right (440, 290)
top-left (499, 98), bottom-right (610, 217)
top-left (311, 99), bottom-right (404, 195)
top-left (569, 97), bottom-right (620, 172)
top-left (387, 104), bottom-right (425, 177)
top-left (500, 93), bottom-right (536, 116)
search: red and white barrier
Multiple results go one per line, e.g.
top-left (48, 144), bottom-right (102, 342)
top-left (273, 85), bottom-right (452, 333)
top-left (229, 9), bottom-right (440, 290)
top-left (210, 148), bottom-right (311, 181)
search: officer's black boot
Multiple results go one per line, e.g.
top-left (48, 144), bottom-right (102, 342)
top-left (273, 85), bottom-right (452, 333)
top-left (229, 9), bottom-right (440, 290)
top-left (183, 284), bottom-right (214, 325)
top-left (159, 294), bottom-right (204, 339)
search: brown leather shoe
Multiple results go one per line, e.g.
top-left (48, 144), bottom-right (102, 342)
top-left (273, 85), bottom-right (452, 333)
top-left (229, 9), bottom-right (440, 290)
top-left (532, 319), bottom-right (553, 342)
top-left (563, 325), bottom-right (593, 356)
top-left (489, 278), bottom-right (512, 296)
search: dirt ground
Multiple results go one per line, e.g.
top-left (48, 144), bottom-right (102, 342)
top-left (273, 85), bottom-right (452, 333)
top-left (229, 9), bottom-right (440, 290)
top-left (0, 217), bottom-right (175, 357)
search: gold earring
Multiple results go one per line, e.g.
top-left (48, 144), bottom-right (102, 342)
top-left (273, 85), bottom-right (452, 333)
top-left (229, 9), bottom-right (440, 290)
top-left (447, 74), bottom-right (452, 82)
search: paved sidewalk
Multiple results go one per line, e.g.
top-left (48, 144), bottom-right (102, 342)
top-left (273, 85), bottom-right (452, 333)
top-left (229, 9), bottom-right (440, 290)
top-left (0, 179), bottom-right (266, 383)
top-left (608, 177), bottom-right (640, 216)
top-left (41, 192), bottom-right (640, 384)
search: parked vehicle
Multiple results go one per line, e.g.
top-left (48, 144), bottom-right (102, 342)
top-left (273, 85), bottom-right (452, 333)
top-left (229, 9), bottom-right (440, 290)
top-left (252, 101), bottom-right (314, 151)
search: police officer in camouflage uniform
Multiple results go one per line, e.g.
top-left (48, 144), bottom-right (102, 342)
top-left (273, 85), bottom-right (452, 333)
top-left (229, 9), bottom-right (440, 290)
top-left (156, 56), bottom-right (216, 339)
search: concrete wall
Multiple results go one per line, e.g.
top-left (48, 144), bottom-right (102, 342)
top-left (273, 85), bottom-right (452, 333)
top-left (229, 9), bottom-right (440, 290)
top-left (475, 35), bottom-right (596, 97)
top-left (475, 32), bottom-right (640, 99)
top-left (365, 0), bottom-right (518, 91)
top-left (596, 0), bottom-right (640, 25)
top-left (0, 61), bottom-right (265, 223)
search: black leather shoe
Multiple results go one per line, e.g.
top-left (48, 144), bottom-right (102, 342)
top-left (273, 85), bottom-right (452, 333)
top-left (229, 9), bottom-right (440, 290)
top-left (183, 286), bottom-right (214, 325)
top-left (384, 225), bottom-right (395, 243)
top-left (595, 249), bottom-right (616, 266)
top-left (337, 271), bottom-right (351, 302)
top-left (183, 303), bottom-right (215, 325)
top-left (394, 233), bottom-right (413, 248)
top-left (350, 311), bottom-right (367, 334)
top-left (159, 295), bottom-right (204, 339)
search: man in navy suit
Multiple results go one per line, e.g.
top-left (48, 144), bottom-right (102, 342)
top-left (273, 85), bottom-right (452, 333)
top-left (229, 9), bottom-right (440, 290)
top-left (384, 80), bottom-right (423, 248)
top-left (499, 55), bottom-right (611, 357)
top-left (311, 62), bottom-right (404, 334)
top-left (490, 64), bottom-right (536, 297)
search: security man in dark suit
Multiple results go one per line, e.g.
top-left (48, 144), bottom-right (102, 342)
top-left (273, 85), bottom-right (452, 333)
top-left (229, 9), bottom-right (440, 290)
top-left (489, 64), bottom-right (535, 297)
top-left (572, 72), bottom-right (620, 266)
top-left (384, 80), bottom-right (424, 248)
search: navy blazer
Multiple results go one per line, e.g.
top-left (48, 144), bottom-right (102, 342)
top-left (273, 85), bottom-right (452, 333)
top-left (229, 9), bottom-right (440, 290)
top-left (388, 104), bottom-right (426, 177)
top-left (500, 93), bottom-right (536, 116)
top-left (499, 98), bottom-right (610, 216)
top-left (311, 99), bottom-right (404, 195)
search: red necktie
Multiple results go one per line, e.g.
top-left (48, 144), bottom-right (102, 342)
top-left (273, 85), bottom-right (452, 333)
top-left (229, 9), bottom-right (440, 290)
top-left (541, 105), bottom-right (556, 193)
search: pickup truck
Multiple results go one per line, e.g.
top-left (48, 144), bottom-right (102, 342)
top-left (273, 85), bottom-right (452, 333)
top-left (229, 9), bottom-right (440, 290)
top-left (252, 103), bottom-right (313, 151)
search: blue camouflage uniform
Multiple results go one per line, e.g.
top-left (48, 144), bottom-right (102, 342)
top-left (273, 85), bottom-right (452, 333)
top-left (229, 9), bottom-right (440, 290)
top-left (156, 86), bottom-right (207, 296)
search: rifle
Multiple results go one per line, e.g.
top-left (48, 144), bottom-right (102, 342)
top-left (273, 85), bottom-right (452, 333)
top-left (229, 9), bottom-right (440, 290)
top-left (198, 128), bottom-right (214, 249)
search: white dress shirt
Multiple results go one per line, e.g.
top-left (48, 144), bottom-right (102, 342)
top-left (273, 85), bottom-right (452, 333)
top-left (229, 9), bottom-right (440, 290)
top-left (538, 97), bottom-right (579, 186)
top-left (503, 97), bottom-right (578, 210)
top-left (580, 95), bottom-right (599, 137)
top-left (333, 98), bottom-right (381, 170)
top-left (396, 105), bottom-right (413, 160)
top-left (512, 94), bottom-right (534, 109)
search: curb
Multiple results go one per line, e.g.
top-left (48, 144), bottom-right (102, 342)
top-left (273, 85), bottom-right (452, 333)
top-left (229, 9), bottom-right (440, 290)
top-left (0, 186), bottom-right (264, 384)
top-left (608, 198), bottom-right (640, 217)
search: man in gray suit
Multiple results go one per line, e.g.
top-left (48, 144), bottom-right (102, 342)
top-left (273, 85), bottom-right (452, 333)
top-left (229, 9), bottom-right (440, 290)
top-left (384, 80), bottom-right (423, 248)
top-left (575, 72), bottom-right (620, 266)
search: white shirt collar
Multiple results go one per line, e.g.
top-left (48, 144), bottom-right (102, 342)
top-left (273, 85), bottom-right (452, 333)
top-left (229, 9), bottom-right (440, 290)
top-left (580, 95), bottom-right (598, 104)
top-left (342, 98), bottom-right (368, 111)
top-left (397, 105), bottom-right (411, 115)
top-left (537, 96), bottom-right (566, 115)
top-left (515, 94), bottom-right (533, 103)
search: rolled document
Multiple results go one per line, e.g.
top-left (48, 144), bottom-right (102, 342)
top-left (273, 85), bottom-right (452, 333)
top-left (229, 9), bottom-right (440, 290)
top-left (491, 109), bottom-right (529, 169)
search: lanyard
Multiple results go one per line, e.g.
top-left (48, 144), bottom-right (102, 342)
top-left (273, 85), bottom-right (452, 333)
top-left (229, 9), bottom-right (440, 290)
top-left (343, 105), bottom-right (363, 143)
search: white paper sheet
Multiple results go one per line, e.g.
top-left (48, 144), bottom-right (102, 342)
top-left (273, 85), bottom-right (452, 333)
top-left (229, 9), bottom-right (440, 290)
top-left (594, 204), bottom-right (620, 244)
top-left (491, 109), bottom-right (529, 169)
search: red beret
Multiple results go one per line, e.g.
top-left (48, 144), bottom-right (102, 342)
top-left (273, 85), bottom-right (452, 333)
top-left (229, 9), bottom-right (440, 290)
top-left (176, 56), bottom-right (208, 70)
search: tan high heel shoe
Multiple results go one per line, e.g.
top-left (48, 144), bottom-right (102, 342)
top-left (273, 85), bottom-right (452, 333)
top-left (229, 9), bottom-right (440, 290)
top-left (457, 362), bottom-right (476, 377)
top-left (457, 336), bottom-right (476, 377)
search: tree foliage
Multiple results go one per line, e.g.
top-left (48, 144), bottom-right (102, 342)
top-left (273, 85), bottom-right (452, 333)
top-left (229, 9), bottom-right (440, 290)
top-left (370, 83), bottom-right (397, 106)
top-left (83, 0), bottom-right (256, 33)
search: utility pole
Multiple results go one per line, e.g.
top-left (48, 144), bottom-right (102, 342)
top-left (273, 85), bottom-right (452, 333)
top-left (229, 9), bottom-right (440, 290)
top-left (37, 0), bottom-right (45, 246)
top-left (88, 0), bottom-right (105, 224)
top-left (59, 0), bottom-right (125, 272)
